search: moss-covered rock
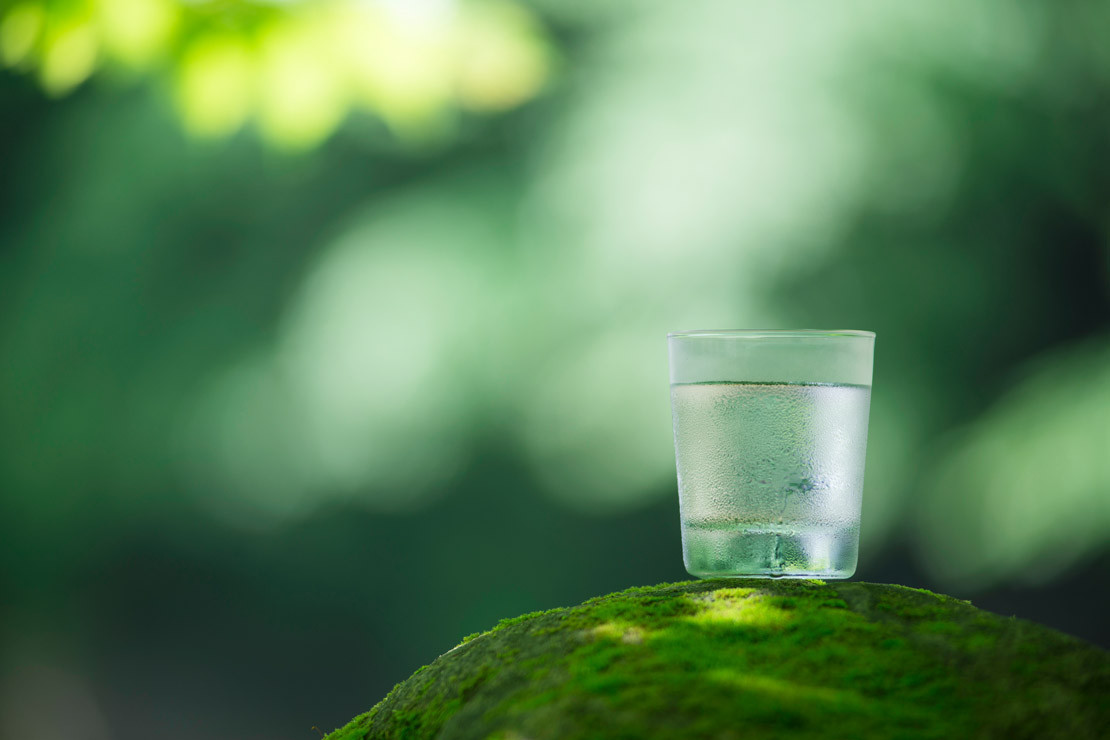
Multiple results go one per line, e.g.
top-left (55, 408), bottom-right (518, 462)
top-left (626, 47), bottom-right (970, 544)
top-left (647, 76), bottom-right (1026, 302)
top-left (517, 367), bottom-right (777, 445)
top-left (327, 580), bottom-right (1109, 739)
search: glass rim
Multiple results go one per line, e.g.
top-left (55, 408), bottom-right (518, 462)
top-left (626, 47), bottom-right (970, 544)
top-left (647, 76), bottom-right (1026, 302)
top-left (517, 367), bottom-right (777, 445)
top-left (667, 329), bottom-right (875, 339)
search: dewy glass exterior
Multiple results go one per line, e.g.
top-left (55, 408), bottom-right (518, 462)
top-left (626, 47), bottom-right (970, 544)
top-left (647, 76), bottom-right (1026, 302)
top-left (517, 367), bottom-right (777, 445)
top-left (668, 330), bottom-right (875, 579)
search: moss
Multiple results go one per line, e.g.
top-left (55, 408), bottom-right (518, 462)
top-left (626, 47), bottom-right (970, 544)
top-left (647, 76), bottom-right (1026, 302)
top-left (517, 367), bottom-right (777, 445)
top-left (325, 580), bottom-right (1109, 740)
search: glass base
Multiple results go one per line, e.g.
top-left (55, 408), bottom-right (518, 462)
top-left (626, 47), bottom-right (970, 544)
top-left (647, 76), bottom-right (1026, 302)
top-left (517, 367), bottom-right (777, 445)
top-left (682, 522), bottom-right (858, 580)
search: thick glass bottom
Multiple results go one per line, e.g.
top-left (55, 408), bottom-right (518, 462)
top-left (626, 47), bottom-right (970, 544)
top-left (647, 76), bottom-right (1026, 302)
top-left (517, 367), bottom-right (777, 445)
top-left (682, 521), bottom-right (859, 580)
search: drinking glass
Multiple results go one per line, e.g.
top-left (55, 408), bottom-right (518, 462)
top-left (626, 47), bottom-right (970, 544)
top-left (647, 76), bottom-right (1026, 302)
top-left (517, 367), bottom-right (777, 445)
top-left (668, 330), bottom-right (875, 579)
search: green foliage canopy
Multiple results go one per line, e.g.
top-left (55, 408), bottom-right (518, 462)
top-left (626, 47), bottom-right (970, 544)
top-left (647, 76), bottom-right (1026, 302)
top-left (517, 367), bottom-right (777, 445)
top-left (0, 0), bottom-right (552, 146)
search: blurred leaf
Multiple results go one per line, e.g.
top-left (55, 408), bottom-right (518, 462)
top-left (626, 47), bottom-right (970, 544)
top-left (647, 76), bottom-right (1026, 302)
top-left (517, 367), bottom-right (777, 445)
top-left (175, 32), bottom-right (253, 135)
top-left (0, 3), bottom-right (45, 66)
top-left (99, 0), bottom-right (179, 65)
top-left (919, 340), bottom-right (1110, 587)
top-left (0, 0), bottom-right (554, 147)
top-left (40, 11), bottom-right (97, 94)
top-left (179, 172), bottom-right (509, 519)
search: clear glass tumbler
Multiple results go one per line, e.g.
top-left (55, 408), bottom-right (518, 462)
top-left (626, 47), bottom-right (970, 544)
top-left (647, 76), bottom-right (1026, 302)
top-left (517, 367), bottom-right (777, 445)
top-left (668, 330), bottom-right (875, 579)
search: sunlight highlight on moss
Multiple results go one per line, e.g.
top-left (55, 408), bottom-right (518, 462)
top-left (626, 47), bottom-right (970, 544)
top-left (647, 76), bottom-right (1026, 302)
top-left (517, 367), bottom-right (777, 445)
top-left (589, 621), bottom-right (647, 645)
top-left (682, 588), bottom-right (795, 629)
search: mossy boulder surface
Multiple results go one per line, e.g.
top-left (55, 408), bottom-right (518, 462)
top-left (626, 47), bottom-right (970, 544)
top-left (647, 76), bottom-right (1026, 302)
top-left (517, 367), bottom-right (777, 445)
top-left (327, 580), bottom-right (1109, 740)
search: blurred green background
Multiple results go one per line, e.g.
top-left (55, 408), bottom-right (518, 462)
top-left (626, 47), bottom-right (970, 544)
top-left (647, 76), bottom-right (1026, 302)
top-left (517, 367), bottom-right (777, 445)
top-left (2, 1), bottom-right (1109, 738)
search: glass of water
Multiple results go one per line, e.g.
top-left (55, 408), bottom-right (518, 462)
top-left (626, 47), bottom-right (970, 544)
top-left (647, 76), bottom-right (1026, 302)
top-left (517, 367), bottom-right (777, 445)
top-left (668, 330), bottom-right (875, 579)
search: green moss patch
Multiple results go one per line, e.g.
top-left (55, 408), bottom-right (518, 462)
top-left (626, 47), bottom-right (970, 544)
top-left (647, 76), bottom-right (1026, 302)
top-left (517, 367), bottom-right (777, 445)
top-left (326, 580), bottom-right (1109, 740)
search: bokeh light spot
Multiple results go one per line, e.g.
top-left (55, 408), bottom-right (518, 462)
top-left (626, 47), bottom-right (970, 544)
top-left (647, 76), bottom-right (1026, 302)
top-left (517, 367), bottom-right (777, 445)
top-left (455, 1), bottom-right (552, 111)
top-left (0, 4), bottom-right (44, 67)
top-left (40, 19), bottom-right (98, 95)
top-left (256, 17), bottom-right (346, 148)
top-left (175, 34), bottom-right (254, 137)
top-left (96, 0), bottom-right (179, 65)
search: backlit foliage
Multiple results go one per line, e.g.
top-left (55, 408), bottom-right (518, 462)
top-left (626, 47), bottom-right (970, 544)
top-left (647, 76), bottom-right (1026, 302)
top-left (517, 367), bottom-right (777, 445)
top-left (0, 0), bottom-right (553, 146)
